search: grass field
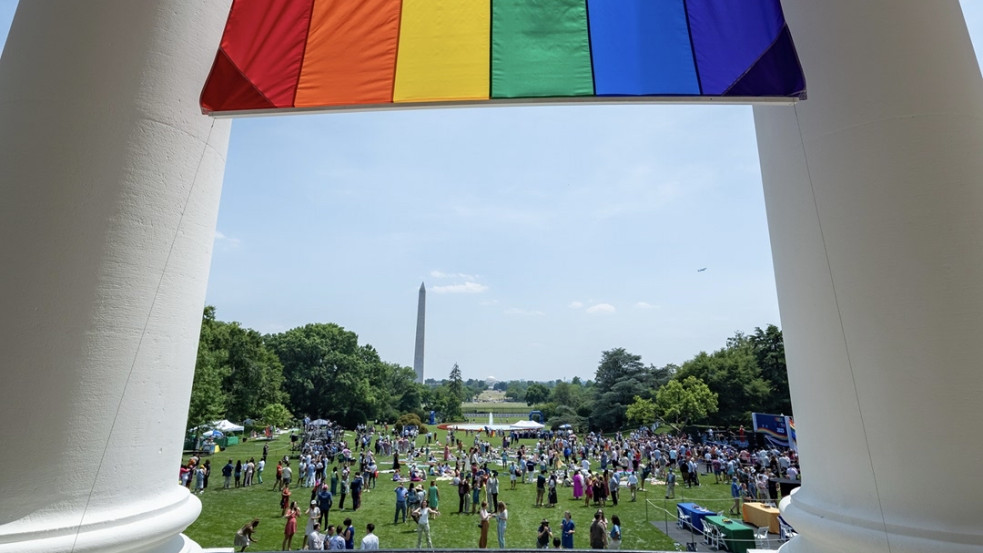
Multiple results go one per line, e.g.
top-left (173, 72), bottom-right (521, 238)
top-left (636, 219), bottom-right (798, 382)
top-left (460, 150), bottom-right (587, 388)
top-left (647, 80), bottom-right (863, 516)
top-left (183, 434), bottom-right (736, 551)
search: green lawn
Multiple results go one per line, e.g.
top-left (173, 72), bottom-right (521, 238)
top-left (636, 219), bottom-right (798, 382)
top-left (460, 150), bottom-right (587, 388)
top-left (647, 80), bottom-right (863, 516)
top-left (183, 435), bottom-right (737, 551)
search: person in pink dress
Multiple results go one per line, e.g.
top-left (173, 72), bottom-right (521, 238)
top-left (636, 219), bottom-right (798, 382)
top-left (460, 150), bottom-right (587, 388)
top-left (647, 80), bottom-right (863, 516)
top-left (572, 470), bottom-right (584, 500)
top-left (282, 501), bottom-right (299, 551)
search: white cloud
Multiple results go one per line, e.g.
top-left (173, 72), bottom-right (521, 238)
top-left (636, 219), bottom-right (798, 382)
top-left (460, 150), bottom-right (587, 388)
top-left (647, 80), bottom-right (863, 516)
top-left (634, 302), bottom-right (659, 310)
top-left (214, 230), bottom-right (241, 248)
top-left (504, 308), bottom-right (545, 316)
top-left (586, 303), bottom-right (616, 314)
top-left (568, 301), bottom-right (584, 309)
top-left (432, 282), bottom-right (488, 294)
top-left (479, 299), bottom-right (500, 306)
top-left (430, 270), bottom-right (478, 280)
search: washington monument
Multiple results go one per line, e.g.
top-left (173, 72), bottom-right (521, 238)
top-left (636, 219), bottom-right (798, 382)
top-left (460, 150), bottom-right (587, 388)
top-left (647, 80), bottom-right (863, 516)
top-left (413, 282), bottom-right (425, 383)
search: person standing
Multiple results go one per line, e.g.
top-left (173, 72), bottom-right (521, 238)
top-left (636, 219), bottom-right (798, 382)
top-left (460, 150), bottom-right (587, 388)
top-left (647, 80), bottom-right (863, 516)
top-left (627, 472), bottom-right (638, 502)
top-left (339, 471), bottom-right (350, 511)
top-left (495, 501), bottom-right (508, 548)
top-left (234, 518), bottom-right (260, 552)
top-left (458, 476), bottom-right (470, 513)
top-left (234, 460), bottom-right (243, 488)
top-left (665, 469), bottom-right (676, 499)
top-left (394, 481), bottom-right (408, 524)
top-left (328, 526), bottom-right (346, 550)
top-left (351, 473), bottom-right (364, 511)
top-left (360, 523), bottom-right (379, 550)
top-left (608, 515), bottom-right (622, 549)
top-left (608, 472), bottom-right (620, 506)
top-left (560, 510), bottom-right (575, 549)
top-left (282, 462), bottom-right (293, 490)
top-left (307, 522), bottom-right (325, 551)
top-left (487, 472), bottom-right (500, 511)
top-left (194, 464), bottom-right (205, 495)
top-left (478, 501), bottom-right (491, 548)
top-left (302, 500), bottom-right (321, 550)
top-left (537, 519), bottom-right (553, 549)
top-left (257, 458), bottom-right (265, 484)
top-left (536, 471), bottom-right (547, 507)
top-left (589, 510), bottom-right (608, 550)
top-left (282, 500), bottom-right (300, 551)
top-left (318, 484), bottom-right (334, 528)
top-left (343, 517), bottom-right (356, 550)
top-left (427, 480), bottom-right (440, 511)
top-left (223, 459), bottom-right (234, 489)
top-left (729, 476), bottom-right (742, 515)
top-left (414, 500), bottom-right (439, 549)
top-left (280, 484), bottom-right (292, 516)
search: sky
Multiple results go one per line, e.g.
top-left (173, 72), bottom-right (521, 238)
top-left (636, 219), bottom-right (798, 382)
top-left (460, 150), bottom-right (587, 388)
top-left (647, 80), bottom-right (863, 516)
top-left (2, 2), bottom-right (983, 383)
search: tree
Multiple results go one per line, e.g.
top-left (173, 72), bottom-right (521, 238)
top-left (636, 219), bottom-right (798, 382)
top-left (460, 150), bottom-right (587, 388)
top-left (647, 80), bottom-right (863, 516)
top-left (655, 376), bottom-right (718, 426)
top-left (676, 339), bottom-right (771, 426)
top-left (750, 325), bottom-right (792, 416)
top-left (524, 383), bottom-right (550, 406)
top-left (626, 395), bottom-right (658, 427)
top-left (595, 348), bottom-right (645, 391)
top-left (267, 323), bottom-right (379, 427)
top-left (261, 402), bottom-right (293, 428)
top-left (448, 363), bottom-right (465, 403)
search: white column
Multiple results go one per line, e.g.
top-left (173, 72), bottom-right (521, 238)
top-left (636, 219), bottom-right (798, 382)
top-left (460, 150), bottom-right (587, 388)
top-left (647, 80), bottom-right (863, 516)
top-left (754, 2), bottom-right (983, 552)
top-left (0, 2), bottom-right (231, 553)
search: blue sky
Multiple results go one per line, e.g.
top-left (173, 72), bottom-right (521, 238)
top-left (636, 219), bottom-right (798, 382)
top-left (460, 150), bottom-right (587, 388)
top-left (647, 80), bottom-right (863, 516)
top-left (2, 3), bottom-right (983, 382)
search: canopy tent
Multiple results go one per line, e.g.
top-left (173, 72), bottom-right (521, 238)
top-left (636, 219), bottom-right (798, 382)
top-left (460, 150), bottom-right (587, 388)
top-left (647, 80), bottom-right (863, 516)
top-left (511, 419), bottom-right (545, 430)
top-left (309, 419), bottom-right (330, 427)
top-left (211, 419), bottom-right (245, 433)
top-left (201, 0), bottom-right (805, 115)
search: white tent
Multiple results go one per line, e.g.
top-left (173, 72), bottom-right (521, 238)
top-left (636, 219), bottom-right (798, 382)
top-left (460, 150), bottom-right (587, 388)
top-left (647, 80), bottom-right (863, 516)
top-left (211, 419), bottom-right (244, 432)
top-left (510, 420), bottom-right (545, 430)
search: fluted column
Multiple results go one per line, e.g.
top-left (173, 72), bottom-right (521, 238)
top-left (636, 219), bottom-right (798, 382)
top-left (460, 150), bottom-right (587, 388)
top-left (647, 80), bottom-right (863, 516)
top-left (0, 2), bottom-right (231, 552)
top-left (754, 2), bottom-right (983, 552)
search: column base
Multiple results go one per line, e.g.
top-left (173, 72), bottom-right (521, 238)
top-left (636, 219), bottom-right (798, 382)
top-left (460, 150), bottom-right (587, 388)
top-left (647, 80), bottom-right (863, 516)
top-left (778, 489), bottom-right (983, 553)
top-left (0, 487), bottom-right (202, 553)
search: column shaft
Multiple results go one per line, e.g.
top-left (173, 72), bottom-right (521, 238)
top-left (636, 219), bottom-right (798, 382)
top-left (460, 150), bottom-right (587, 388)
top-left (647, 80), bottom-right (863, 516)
top-left (754, 2), bottom-right (983, 552)
top-left (0, 2), bottom-right (231, 552)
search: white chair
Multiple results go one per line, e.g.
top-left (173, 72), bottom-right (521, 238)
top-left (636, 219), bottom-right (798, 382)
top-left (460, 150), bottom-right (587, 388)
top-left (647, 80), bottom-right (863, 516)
top-left (754, 526), bottom-right (769, 548)
top-left (703, 524), bottom-right (715, 545)
top-left (779, 516), bottom-right (798, 542)
top-left (677, 507), bottom-right (691, 531)
top-left (705, 525), bottom-right (723, 550)
top-left (716, 528), bottom-right (728, 551)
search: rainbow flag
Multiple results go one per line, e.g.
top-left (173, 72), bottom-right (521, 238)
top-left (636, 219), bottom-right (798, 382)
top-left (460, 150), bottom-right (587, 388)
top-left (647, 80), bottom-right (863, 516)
top-left (201, 0), bottom-right (806, 115)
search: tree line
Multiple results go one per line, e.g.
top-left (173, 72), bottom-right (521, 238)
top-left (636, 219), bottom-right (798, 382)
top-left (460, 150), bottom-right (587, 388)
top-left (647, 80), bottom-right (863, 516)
top-left (188, 306), bottom-right (789, 433)
top-left (522, 325), bottom-right (791, 432)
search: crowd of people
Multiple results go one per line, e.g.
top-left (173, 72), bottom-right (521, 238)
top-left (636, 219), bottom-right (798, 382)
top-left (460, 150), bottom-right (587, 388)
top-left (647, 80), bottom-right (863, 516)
top-left (202, 419), bottom-right (799, 551)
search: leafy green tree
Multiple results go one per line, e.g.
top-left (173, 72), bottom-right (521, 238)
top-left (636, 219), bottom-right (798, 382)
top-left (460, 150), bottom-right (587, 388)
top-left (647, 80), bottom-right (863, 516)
top-left (524, 383), bottom-right (550, 406)
top-left (187, 311), bottom-right (229, 431)
top-left (595, 348), bottom-right (645, 391)
top-left (189, 306), bottom-right (283, 424)
top-left (591, 349), bottom-right (667, 431)
top-left (261, 402), bottom-right (293, 428)
top-left (655, 376), bottom-right (718, 426)
top-left (675, 339), bottom-right (769, 426)
top-left (626, 395), bottom-right (658, 427)
top-left (427, 385), bottom-right (463, 421)
top-left (504, 381), bottom-right (528, 401)
top-left (749, 325), bottom-right (792, 415)
top-left (267, 323), bottom-right (378, 427)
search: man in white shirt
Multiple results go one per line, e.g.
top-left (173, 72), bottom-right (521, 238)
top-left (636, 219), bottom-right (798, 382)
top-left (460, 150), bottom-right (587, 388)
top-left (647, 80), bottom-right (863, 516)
top-left (307, 523), bottom-right (325, 551)
top-left (360, 523), bottom-right (379, 550)
top-left (627, 472), bottom-right (639, 502)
